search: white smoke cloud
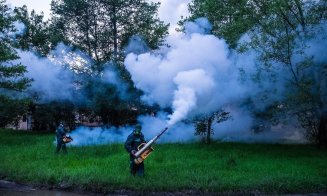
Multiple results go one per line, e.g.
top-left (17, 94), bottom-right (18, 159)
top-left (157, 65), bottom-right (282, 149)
top-left (0, 20), bottom-right (25, 39)
top-left (211, 107), bottom-right (307, 143)
top-left (305, 22), bottom-right (327, 111)
top-left (168, 69), bottom-right (214, 125)
top-left (8, 43), bottom-right (95, 102)
top-left (122, 17), bottom-right (312, 143)
top-left (102, 64), bottom-right (130, 100)
top-left (184, 17), bottom-right (212, 35)
top-left (124, 35), bottom-right (150, 55)
top-left (125, 19), bottom-right (247, 125)
top-left (14, 49), bottom-right (74, 101)
top-left (13, 21), bottom-right (26, 35)
top-left (0, 2), bottom-right (26, 39)
top-left (68, 126), bottom-right (131, 146)
top-left (68, 112), bottom-right (196, 146)
top-left (67, 109), bottom-right (307, 146)
top-left (71, 18), bottom-right (326, 146)
top-left (138, 112), bottom-right (196, 142)
top-left (7, 41), bottom-right (134, 103)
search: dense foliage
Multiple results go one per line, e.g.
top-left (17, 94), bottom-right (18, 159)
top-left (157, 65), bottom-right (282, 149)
top-left (0, 0), bottom-right (167, 130)
top-left (50, 0), bottom-right (168, 64)
top-left (187, 0), bottom-right (327, 145)
top-left (0, 0), bottom-right (32, 126)
top-left (0, 0), bottom-right (326, 145)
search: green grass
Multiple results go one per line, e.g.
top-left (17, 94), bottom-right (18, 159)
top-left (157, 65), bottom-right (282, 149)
top-left (0, 128), bottom-right (327, 194)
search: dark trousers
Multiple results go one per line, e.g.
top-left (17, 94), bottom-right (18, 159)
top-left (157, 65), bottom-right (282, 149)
top-left (130, 156), bottom-right (144, 177)
top-left (56, 139), bottom-right (67, 153)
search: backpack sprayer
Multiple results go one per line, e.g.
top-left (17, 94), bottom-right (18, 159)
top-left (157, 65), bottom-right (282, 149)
top-left (63, 135), bottom-right (73, 143)
top-left (133, 127), bottom-right (168, 164)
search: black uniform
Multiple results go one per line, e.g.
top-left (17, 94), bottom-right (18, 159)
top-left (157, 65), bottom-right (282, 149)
top-left (124, 128), bottom-right (146, 176)
top-left (56, 124), bottom-right (67, 153)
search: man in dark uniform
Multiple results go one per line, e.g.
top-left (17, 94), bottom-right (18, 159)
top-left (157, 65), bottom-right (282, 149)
top-left (124, 124), bottom-right (146, 177)
top-left (56, 122), bottom-right (67, 153)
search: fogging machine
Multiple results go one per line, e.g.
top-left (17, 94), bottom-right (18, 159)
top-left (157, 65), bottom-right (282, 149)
top-left (133, 127), bottom-right (168, 164)
top-left (63, 135), bottom-right (73, 143)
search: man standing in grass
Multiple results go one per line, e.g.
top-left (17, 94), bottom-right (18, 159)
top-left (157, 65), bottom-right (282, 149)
top-left (56, 122), bottom-right (67, 154)
top-left (124, 124), bottom-right (146, 177)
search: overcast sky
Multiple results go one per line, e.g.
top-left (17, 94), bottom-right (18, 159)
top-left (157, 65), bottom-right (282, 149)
top-left (7, 0), bottom-right (52, 18)
top-left (6, 0), bottom-right (191, 33)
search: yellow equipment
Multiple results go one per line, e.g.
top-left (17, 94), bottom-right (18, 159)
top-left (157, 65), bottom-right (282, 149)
top-left (62, 135), bottom-right (73, 143)
top-left (134, 143), bottom-right (154, 164)
top-left (133, 127), bottom-right (168, 165)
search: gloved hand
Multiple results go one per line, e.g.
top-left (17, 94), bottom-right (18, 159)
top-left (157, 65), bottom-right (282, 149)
top-left (131, 150), bottom-right (137, 156)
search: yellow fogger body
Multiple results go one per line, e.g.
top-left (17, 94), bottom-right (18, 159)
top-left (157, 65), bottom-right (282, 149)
top-left (133, 127), bottom-right (168, 165)
top-left (134, 143), bottom-right (154, 164)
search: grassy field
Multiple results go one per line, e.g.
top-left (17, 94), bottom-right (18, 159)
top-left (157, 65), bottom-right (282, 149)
top-left (0, 128), bottom-right (326, 194)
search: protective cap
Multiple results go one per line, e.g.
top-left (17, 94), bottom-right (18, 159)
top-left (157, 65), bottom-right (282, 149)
top-left (133, 124), bottom-right (142, 135)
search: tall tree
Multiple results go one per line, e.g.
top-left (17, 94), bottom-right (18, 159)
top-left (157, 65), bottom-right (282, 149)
top-left (49, 0), bottom-right (168, 128)
top-left (245, 0), bottom-right (327, 145)
top-left (187, 0), bottom-right (327, 145)
top-left (194, 110), bottom-right (231, 144)
top-left (13, 6), bottom-right (58, 56)
top-left (0, 1), bottom-right (31, 91)
top-left (187, 0), bottom-right (256, 48)
top-left (0, 0), bottom-right (32, 127)
top-left (50, 0), bottom-right (168, 66)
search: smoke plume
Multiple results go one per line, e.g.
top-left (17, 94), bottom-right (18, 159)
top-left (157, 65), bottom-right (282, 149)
top-left (125, 18), bottom-right (247, 126)
top-left (63, 19), bottom-right (327, 146)
top-left (14, 49), bottom-right (74, 101)
top-left (68, 112), bottom-right (196, 146)
top-left (121, 17), bottom-right (319, 144)
top-left (7, 43), bottom-right (90, 102)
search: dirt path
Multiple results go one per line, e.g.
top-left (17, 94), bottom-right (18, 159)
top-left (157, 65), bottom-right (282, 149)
top-left (0, 180), bottom-right (88, 196)
top-left (0, 180), bottom-right (213, 196)
top-left (2, 179), bottom-right (325, 196)
top-left (0, 180), bottom-right (34, 191)
top-left (0, 180), bottom-right (201, 196)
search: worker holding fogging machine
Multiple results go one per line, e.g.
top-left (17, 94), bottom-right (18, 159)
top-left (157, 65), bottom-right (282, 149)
top-left (124, 124), bottom-right (146, 176)
top-left (125, 124), bottom-right (169, 177)
top-left (55, 122), bottom-right (73, 154)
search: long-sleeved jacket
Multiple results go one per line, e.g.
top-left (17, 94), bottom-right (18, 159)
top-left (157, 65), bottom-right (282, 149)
top-left (124, 132), bottom-right (146, 154)
top-left (56, 125), bottom-right (66, 139)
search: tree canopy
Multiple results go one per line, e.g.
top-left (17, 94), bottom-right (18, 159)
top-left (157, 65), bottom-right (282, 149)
top-left (0, 1), bottom-right (31, 91)
top-left (0, 0), bottom-right (32, 127)
top-left (186, 0), bottom-right (327, 145)
top-left (1, 0), bottom-right (326, 146)
top-left (50, 0), bottom-right (168, 66)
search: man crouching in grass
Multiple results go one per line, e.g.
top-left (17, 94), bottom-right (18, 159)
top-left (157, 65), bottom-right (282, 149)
top-left (124, 124), bottom-right (146, 177)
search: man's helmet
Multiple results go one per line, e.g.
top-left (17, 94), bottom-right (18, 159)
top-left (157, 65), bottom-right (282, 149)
top-left (133, 124), bottom-right (142, 135)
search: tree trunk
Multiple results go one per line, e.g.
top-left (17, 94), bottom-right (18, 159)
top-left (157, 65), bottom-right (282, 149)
top-left (294, 0), bottom-right (306, 31)
top-left (112, 3), bottom-right (118, 61)
top-left (85, 18), bottom-right (92, 57)
top-left (206, 116), bottom-right (213, 144)
top-left (318, 64), bottom-right (327, 148)
top-left (318, 112), bottom-right (327, 148)
top-left (91, 0), bottom-right (100, 63)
